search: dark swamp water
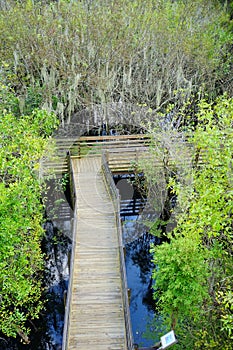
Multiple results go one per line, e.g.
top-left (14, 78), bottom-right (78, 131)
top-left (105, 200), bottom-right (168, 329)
top-left (116, 176), bottom-right (160, 348)
top-left (1, 175), bottom-right (160, 349)
top-left (124, 222), bottom-right (156, 347)
top-left (0, 219), bottom-right (71, 350)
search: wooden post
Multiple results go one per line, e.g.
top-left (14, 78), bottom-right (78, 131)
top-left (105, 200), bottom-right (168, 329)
top-left (136, 148), bottom-right (139, 163)
top-left (78, 140), bottom-right (81, 158)
top-left (106, 149), bottom-right (109, 163)
top-left (127, 288), bottom-right (131, 304)
top-left (63, 290), bottom-right (67, 306)
top-left (133, 197), bottom-right (136, 215)
top-left (123, 246), bottom-right (126, 258)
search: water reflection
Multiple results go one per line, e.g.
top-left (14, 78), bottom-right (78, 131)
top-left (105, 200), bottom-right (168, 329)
top-left (114, 173), bottom-right (158, 347)
top-left (1, 220), bottom-right (71, 350)
top-left (123, 218), bottom-right (158, 347)
top-left (3, 174), bottom-right (157, 349)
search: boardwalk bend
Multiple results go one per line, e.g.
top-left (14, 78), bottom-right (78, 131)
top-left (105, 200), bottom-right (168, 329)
top-left (41, 134), bottom-right (195, 350)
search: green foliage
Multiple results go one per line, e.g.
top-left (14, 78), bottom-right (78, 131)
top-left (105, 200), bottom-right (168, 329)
top-left (151, 237), bottom-right (209, 320)
top-left (216, 283), bottom-right (233, 339)
top-left (0, 64), bottom-right (20, 115)
top-left (0, 107), bottom-right (57, 341)
top-left (150, 95), bottom-right (233, 348)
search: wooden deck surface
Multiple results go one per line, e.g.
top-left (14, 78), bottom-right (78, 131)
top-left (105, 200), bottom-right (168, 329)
top-left (65, 156), bottom-right (127, 350)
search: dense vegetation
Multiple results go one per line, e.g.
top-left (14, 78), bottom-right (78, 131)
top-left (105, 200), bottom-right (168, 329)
top-left (148, 96), bottom-right (233, 349)
top-left (0, 0), bottom-right (232, 347)
top-left (0, 0), bottom-right (232, 123)
top-left (0, 84), bottom-right (58, 342)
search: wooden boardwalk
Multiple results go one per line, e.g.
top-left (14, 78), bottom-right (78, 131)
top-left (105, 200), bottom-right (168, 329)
top-left (63, 156), bottom-right (130, 350)
top-left (41, 134), bottom-right (151, 175)
top-left (41, 133), bottom-right (199, 176)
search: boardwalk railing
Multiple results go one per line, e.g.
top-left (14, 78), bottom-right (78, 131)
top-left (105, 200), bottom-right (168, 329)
top-left (44, 130), bottom-right (233, 177)
top-left (102, 151), bottom-right (134, 350)
top-left (75, 134), bottom-right (150, 173)
top-left (62, 157), bottom-right (77, 350)
top-left (41, 133), bottom-right (207, 176)
top-left (41, 134), bottom-right (151, 174)
top-left (73, 134), bottom-right (150, 157)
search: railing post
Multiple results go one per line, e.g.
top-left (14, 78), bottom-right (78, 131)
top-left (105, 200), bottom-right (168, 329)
top-left (136, 148), bottom-right (139, 163)
top-left (78, 140), bottom-right (81, 158)
top-left (67, 152), bottom-right (75, 210)
top-left (128, 288), bottom-right (131, 304)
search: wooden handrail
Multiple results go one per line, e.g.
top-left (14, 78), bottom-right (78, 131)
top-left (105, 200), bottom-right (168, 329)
top-left (78, 134), bottom-right (150, 142)
top-left (66, 152), bottom-right (75, 209)
top-left (62, 157), bottom-right (77, 350)
top-left (101, 151), bottom-right (134, 350)
top-left (72, 136), bottom-right (150, 160)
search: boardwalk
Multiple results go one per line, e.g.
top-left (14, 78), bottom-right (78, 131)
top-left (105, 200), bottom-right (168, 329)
top-left (41, 134), bottom-right (150, 175)
top-left (64, 156), bottom-right (128, 350)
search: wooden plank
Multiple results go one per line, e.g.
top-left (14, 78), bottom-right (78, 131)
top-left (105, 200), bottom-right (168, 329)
top-left (78, 134), bottom-right (150, 141)
top-left (63, 156), bottom-right (129, 350)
